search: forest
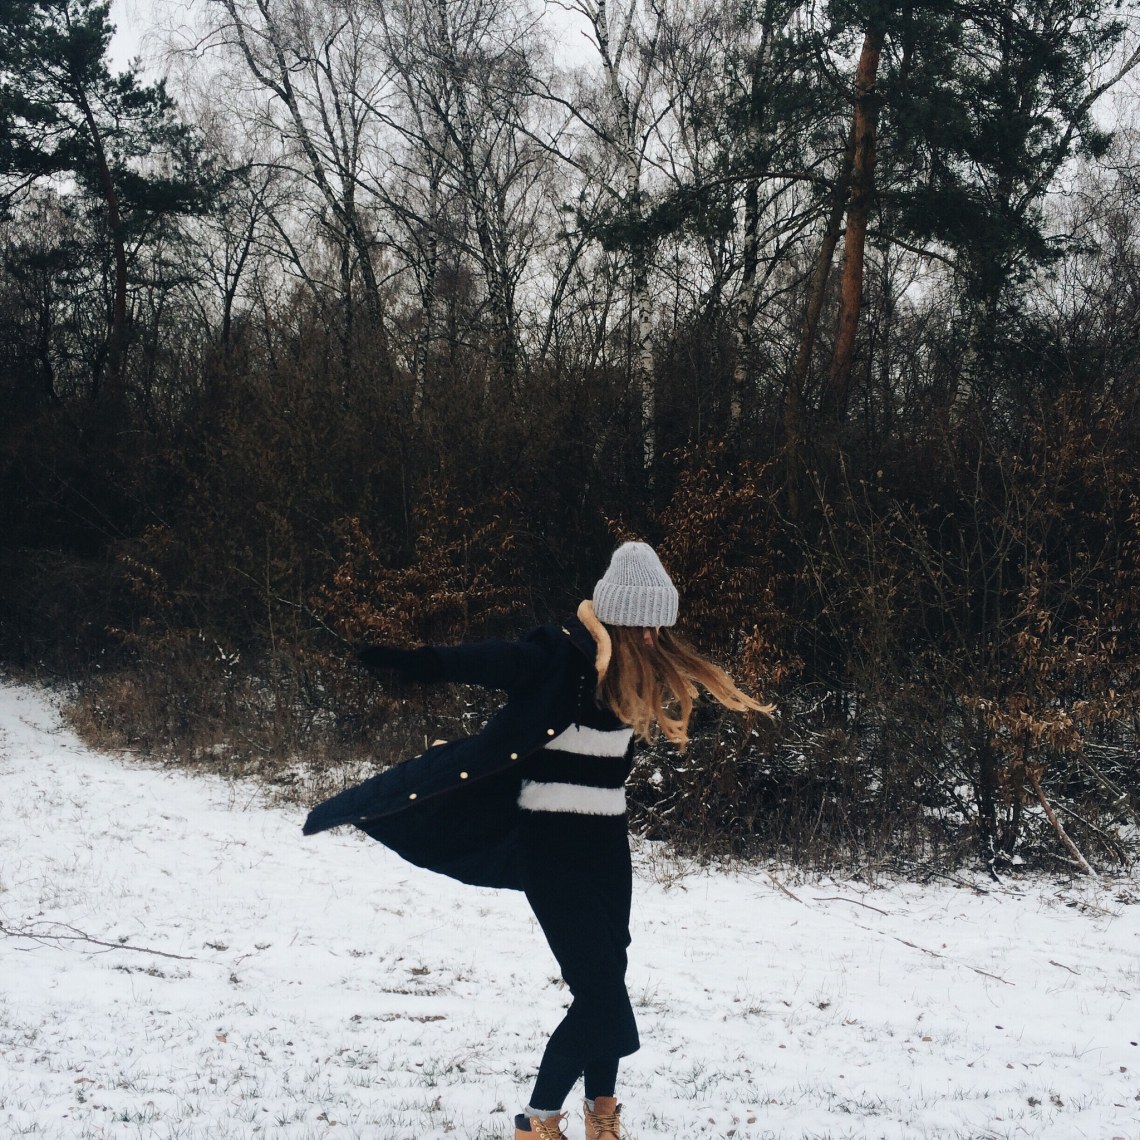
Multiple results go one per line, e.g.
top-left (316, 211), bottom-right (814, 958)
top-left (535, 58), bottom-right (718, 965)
top-left (2, 0), bottom-right (1139, 876)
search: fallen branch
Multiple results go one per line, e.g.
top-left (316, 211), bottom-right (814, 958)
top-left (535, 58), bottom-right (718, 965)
top-left (763, 873), bottom-right (1014, 984)
top-left (0, 920), bottom-right (199, 961)
top-left (887, 934), bottom-right (1014, 985)
top-left (1027, 769), bottom-right (1097, 878)
top-left (813, 895), bottom-right (890, 916)
top-left (1053, 800), bottom-right (1130, 867)
top-left (1049, 959), bottom-right (1080, 975)
top-left (764, 869), bottom-right (805, 903)
top-left (927, 870), bottom-right (992, 895)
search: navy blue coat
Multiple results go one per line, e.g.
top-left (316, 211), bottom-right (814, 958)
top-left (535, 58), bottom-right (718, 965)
top-left (302, 617), bottom-right (600, 890)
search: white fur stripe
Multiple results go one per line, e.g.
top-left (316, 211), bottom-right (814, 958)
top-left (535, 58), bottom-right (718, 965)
top-left (518, 780), bottom-right (627, 816)
top-left (543, 723), bottom-right (633, 757)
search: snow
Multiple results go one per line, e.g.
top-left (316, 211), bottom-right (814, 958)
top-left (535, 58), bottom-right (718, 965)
top-left (1, 681), bottom-right (1138, 1140)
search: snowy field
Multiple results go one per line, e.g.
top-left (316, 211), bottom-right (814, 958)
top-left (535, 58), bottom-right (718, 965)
top-left (1, 682), bottom-right (1138, 1140)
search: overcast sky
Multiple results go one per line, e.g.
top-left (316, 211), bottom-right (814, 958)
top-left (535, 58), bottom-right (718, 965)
top-left (107, 0), bottom-right (163, 71)
top-left (106, 0), bottom-right (599, 76)
top-left (106, 0), bottom-right (1137, 145)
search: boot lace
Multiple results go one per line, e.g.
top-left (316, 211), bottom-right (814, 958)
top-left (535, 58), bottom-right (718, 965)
top-left (529, 1113), bottom-right (569, 1140)
top-left (586, 1105), bottom-right (621, 1138)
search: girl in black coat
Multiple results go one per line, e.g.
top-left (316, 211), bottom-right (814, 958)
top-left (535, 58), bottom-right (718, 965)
top-left (304, 542), bottom-right (772, 1140)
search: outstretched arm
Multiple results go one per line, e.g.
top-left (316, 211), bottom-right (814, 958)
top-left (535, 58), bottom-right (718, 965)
top-left (356, 645), bottom-right (443, 683)
top-left (356, 637), bottom-right (549, 693)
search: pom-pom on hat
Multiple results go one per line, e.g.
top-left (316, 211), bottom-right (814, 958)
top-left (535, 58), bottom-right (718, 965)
top-left (592, 541), bottom-right (679, 628)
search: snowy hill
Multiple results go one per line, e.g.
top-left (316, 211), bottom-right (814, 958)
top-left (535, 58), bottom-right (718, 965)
top-left (1, 682), bottom-right (1137, 1139)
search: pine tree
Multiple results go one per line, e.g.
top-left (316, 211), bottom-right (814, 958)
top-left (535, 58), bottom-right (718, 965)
top-left (883, 0), bottom-right (1136, 408)
top-left (0, 0), bottom-right (212, 399)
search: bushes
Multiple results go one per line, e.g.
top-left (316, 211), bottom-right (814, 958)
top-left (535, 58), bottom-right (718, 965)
top-left (7, 356), bottom-right (1140, 873)
top-left (4, 190), bottom-right (1140, 875)
top-left (616, 404), bottom-right (1140, 872)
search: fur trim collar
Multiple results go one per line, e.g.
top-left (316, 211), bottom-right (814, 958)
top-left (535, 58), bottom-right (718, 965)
top-left (576, 599), bottom-right (612, 681)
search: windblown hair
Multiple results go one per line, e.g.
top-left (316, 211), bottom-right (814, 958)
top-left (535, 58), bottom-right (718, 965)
top-left (598, 626), bottom-right (774, 750)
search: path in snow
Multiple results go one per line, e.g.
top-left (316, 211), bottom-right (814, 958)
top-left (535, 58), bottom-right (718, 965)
top-left (0, 681), bottom-right (1137, 1140)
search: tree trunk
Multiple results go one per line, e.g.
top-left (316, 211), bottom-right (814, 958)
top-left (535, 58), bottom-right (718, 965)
top-left (732, 176), bottom-right (761, 428)
top-left (731, 6), bottom-right (776, 426)
top-left (975, 734), bottom-right (1000, 875)
top-left (221, 210), bottom-right (256, 352)
top-left (591, 0), bottom-right (656, 469)
top-left (73, 80), bottom-right (127, 402)
top-left (412, 179), bottom-right (441, 417)
top-left (632, 246), bottom-right (655, 470)
top-left (432, 0), bottom-right (517, 388)
top-left (782, 151), bottom-right (851, 519)
top-left (36, 275), bottom-right (57, 401)
top-left (820, 27), bottom-right (883, 425)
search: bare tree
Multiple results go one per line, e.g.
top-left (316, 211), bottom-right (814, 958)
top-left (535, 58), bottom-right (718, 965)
top-left (369, 0), bottom-right (551, 391)
top-left (527, 0), bottom-right (667, 465)
top-left (204, 0), bottom-right (397, 380)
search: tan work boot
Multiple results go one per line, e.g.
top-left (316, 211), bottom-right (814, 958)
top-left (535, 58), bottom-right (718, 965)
top-left (514, 1111), bottom-right (568, 1139)
top-left (584, 1096), bottom-right (622, 1140)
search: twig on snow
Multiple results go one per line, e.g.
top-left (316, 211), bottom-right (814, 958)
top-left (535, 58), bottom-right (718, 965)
top-left (0, 920), bottom-right (199, 961)
top-left (813, 895), bottom-right (891, 916)
top-left (765, 870), bottom-right (805, 903)
top-left (927, 870), bottom-right (992, 895)
top-left (762, 875), bottom-right (1015, 985)
top-left (887, 935), bottom-right (1014, 985)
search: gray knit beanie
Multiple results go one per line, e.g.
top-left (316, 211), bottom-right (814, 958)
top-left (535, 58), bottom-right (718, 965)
top-left (592, 542), bottom-right (679, 628)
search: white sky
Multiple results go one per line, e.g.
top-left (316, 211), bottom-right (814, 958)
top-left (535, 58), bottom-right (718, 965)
top-left (107, 0), bottom-right (599, 75)
top-left (107, 0), bottom-right (166, 71)
top-left (109, 0), bottom-right (1138, 136)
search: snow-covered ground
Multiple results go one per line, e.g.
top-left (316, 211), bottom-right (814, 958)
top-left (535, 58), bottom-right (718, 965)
top-left (1, 682), bottom-right (1137, 1140)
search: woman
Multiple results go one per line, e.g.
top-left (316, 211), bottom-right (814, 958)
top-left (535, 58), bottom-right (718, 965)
top-left (304, 542), bottom-right (772, 1140)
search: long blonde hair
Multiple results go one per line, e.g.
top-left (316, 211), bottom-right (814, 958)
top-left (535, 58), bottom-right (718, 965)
top-left (596, 622), bottom-right (774, 751)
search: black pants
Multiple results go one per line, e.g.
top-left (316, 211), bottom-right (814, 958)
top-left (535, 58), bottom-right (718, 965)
top-left (518, 812), bottom-right (640, 1066)
top-left (529, 1048), bottom-right (620, 1112)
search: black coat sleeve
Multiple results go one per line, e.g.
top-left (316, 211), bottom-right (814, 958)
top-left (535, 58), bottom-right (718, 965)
top-left (431, 637), bottom-right (552, 692)
top-left (356, 645), bottom-right (443, 681)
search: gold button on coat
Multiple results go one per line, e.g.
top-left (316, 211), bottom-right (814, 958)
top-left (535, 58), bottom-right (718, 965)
top-left (408, 793), bottom-right (417, 800)
top-left (459, 771), bottom-right (468, 779)
top-left (547, 728), bottom-right (555, 736)
top-left (510, 752), bottom-right (519, 760)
